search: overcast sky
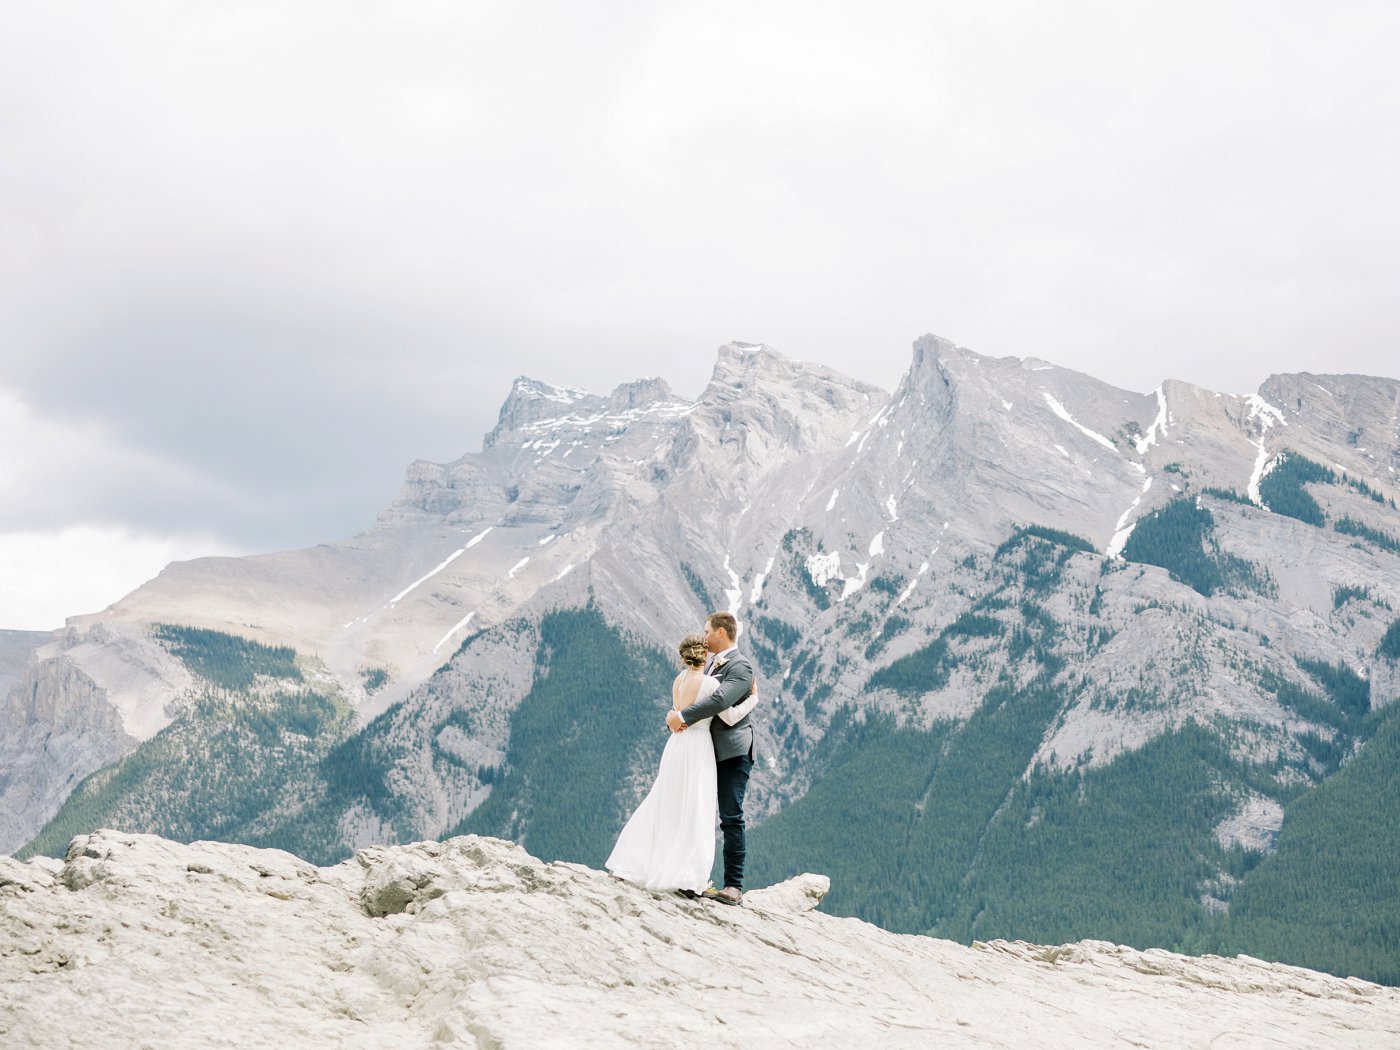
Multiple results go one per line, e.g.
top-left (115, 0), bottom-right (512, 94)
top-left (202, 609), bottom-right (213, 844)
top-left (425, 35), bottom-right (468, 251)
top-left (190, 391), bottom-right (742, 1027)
top-left (2, 1), bottom-right (1397, 629)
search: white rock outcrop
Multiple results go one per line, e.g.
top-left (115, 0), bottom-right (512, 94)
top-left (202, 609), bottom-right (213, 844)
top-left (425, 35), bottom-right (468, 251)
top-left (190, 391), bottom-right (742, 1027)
top-left (3, 830), bottom-right (1397, 1048)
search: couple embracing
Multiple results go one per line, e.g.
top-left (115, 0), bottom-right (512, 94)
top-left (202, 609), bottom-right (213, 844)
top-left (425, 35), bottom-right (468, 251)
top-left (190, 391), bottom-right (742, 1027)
top-left (606, 611), bottom-right (758, 905)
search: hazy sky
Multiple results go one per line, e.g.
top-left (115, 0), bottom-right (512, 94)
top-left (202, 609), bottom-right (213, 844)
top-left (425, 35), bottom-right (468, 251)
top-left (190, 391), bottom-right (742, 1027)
top-left (2, 1), bottom-right (1398, 629)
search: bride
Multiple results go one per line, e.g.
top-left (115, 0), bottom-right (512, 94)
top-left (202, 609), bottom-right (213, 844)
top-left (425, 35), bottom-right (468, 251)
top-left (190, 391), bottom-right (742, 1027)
top-left (606, 633), bottom-right (719, 893)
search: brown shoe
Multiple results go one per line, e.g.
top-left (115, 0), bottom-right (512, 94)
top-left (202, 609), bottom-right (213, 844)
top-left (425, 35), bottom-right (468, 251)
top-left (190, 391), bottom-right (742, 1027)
top-left (703, 886), bottom-right (742, 906)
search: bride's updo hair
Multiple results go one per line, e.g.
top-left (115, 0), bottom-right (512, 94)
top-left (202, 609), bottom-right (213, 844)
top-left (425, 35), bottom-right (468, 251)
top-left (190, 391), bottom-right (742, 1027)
top-left (678, 633), bottom-right (708, 668)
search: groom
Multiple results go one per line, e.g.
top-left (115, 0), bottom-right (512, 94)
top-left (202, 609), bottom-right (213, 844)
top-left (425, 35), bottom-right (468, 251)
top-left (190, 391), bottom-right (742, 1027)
top-left (666, 611), bottom-right (755, 906)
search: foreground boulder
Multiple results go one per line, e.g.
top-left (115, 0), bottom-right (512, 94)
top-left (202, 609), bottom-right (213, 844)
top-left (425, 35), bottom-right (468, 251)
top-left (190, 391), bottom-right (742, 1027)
top-left (2, 830), bottom-right (1397, 1048)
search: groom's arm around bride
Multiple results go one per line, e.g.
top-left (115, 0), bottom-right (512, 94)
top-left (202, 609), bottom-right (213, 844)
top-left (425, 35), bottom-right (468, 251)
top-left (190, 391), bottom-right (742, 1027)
top-left (667, 655), bottom-right (754, 732)
top-left (665, 611), bottom-right (756, 759)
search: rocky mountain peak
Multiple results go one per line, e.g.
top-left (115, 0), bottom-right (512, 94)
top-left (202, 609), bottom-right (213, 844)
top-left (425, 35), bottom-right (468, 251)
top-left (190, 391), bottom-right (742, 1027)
top-left (899, 333), bottom-right (1070, 412)
top-left (713, 339), bottom-right (781, 369)
top-left (485, 374), bottom-right (681, 449)
top-left (702, 341), bottom-right (884, 408)
top-left (497, 375), bottom-right (589, 426)
top-left (1251, 371), bottom-right (1400, 502)
top-left (910, 331), bottom-right (962, 371)
top-left (679, 344), bottom-right (885, 480)
top-left (604, 375), bottom-right (677, 411)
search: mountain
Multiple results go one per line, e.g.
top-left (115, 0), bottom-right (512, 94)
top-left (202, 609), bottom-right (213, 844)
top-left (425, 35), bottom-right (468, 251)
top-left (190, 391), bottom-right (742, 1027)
top-left (3, 829), bottom-right (1397, 1048)
top-left (4, 336), bottom-right (1400, 985)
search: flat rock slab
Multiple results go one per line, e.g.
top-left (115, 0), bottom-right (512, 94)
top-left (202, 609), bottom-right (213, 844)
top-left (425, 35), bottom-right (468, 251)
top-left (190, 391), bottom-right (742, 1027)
top-left (2, 830), bottom-right (1397, 1048)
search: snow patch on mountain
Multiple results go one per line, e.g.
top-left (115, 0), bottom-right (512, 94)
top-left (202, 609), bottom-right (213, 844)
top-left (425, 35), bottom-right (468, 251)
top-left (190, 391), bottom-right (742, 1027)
top-left (1106, 476), bottom-right (1154, 558)
top-left (806, 551), bottom-right (843, 588)
top-left (1249, 443), bottom-right (1274, 507)
top-left (840, 561), bottom-right (870, 601)
top-left (1043, 392), bottom-right (1118, 452)
top-left (390, 548), bottom-right (468, 605)
top-left (433, 612), bottom-right (476, 654)
top-left (1246, 394), bottom-right (1289, 430)
top-left (1135, 387), bottom-right (1170, 455)
top-left (750, 555), bottom-right (777, 605)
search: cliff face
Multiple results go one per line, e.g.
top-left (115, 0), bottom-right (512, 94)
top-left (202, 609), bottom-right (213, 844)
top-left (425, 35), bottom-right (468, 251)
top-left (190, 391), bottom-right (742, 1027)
top-left (0, 652), bottom-right (134, 853)
top-left (2, 829), bottom-right (1396, 1049)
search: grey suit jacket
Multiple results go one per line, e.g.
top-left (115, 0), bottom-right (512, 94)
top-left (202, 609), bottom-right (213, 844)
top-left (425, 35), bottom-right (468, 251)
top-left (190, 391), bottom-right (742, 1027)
top-left (680, 651), bottom-right (756, 762)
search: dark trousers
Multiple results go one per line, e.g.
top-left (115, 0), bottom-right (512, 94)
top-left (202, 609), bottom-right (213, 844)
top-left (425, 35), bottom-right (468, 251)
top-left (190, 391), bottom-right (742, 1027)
top-left (716, 753), bottom-right (753, 891)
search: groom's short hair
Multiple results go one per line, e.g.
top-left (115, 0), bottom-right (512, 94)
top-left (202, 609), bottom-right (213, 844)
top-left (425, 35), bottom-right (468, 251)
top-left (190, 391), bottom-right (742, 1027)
top-left (706, 611), bottom-right (738, 641)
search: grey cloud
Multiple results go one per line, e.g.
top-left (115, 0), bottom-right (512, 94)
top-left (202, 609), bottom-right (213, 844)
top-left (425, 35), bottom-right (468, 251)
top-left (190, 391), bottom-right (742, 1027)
top-left (2, 1), bottom-right (1397, 553)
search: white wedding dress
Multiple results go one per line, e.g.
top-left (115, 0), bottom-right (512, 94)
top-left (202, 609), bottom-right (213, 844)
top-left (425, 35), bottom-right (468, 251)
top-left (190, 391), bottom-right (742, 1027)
top-left (606, 672), bottom-right (718, 892)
